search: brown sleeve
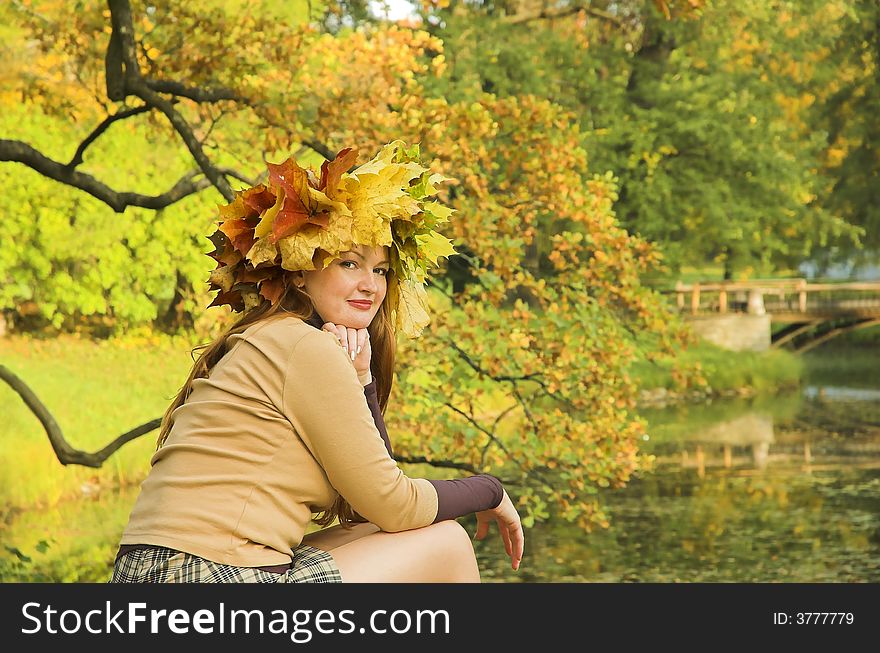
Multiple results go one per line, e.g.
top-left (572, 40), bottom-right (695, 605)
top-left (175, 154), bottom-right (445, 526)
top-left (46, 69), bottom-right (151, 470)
top-left (363, 380), bottom-right (393, 457)
top-left (429, 475), bottom-right (504, 522)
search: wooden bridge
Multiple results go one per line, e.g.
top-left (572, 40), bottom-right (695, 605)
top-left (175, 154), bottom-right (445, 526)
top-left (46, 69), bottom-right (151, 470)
top-left (666, 279), bottom-right (880, 352)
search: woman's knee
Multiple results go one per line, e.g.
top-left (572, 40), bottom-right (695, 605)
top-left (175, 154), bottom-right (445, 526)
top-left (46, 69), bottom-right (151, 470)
top-left (329, 520), bottom-right (479, 582)
top-left (428, 520), bottom-right (477, 563)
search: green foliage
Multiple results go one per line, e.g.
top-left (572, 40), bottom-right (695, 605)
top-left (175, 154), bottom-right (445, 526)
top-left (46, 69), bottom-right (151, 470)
top-left (427, 0), bottom-right (866, 277)
top-left (0, 103), bottom-right (219, 332)
top-left (808, 0), bottom-right (880, 259)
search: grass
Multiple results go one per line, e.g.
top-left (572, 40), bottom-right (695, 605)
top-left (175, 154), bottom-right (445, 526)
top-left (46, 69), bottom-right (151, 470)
top-left (630, 340), bottom-right (804, 395)
top-left (0, 332), bottom-right (196, 515)
top-left (0, 486), bottom-right (138, 582)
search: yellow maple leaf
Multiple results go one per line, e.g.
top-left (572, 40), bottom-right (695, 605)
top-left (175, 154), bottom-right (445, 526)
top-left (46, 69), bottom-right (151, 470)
top-left (338, 142), bottom-right (425, 240)
top-left (247, 236), bottom-right (278, 267)
top-left (348, 187), bottom-right (419, 242)
top-left (394, 277), bottom-right (431, 338)
top-left (278, 226), bottom-right (325, 270)
top-left (415, 230), bottom-right (457, 265)
top-left (307, 186), bottom-right (351, 217)
top-left (421, 200), bottom-right (455, 223)
top-left (317, 213), bottom-right (356, 267)
top-left (254, 188), bottom-right (285, 239)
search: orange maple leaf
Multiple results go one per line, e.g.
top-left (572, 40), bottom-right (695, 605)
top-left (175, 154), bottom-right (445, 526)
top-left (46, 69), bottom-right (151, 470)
top-left (267, 158), bottom-right (335, 242)
top-left (258, 276), bottom-right (285, 304)
top-left (219, 216), bottom-right (258, 255)
top-left (319, 147), bottom-right (358, 199)
top-left (241, 185), bottom-right (278, 215)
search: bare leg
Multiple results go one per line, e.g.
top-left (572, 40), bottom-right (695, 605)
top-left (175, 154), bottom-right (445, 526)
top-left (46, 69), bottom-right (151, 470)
top-left (322, 520), bottom-right (481, 583)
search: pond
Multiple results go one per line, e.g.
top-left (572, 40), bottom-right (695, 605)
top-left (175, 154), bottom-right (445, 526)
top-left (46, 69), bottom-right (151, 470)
top-left (475, 346), bottom-right (880, 582)
top-left (2, 347), bottom-right (878, 582)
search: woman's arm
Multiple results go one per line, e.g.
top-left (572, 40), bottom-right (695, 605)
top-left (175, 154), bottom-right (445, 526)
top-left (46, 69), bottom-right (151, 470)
top-left (428, 476), bottom-right (504, 522)
top-left (284, 329), bottom-right (504, 531)
top-left (284, 329), bottom-right (438, 532)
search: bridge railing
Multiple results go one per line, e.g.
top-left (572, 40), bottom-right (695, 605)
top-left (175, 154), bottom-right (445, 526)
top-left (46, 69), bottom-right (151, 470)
top-left (664, 279), bottom-right (880, 316)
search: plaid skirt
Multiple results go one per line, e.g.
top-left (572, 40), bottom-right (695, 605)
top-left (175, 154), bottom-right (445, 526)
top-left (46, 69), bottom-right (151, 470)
top-left (109, 545), bottom-right (342, 584)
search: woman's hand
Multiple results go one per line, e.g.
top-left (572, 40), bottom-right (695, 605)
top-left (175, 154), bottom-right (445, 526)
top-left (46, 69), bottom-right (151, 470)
top-left (322, 322), bottom-right (372, 384)
top-left (474, 489), bottom-right (524, 571)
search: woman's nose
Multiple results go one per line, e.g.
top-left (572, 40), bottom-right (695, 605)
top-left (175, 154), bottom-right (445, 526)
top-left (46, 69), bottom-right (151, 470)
top-left (359, 270), bottom-right (377, 293)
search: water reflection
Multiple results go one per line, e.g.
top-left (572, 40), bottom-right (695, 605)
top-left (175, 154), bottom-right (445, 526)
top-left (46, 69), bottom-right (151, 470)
top-left (472, 380), bottom-right (880, 582)
top-left (644, 385), bottom-right (880, 476)
top-left (681, 412), bottom-right (775, 473)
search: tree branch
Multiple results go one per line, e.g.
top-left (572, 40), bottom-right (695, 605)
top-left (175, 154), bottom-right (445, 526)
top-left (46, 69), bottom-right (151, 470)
top-left (480, 403), bottom-right (519, 466)
top-left (0, 365), bottom-right (159, 468)
top-left (446, 339), bottom-right (542, 384)
top-left (218, 166), bottom-right (258, 187)
top-left (105, 19), bottom-right (125, 101)
top-left (138, 89), bottom-right (234, 199)
top-left (6, 1), bottom-right (329, 211)
top-left (66, 105), bottom-right (151, 168)
top-left (302, 139), bottom-right (337, 161)
top-left (0, 139), bottom-right (224, 211)
top-left (443, 401), bottom-right (514, 458)
top-left (145, 79), bottom-right (241, 103)
top-left (393, 454), bottom-right (504, 479)
top-left (107, 0), bottom-right (234, 201)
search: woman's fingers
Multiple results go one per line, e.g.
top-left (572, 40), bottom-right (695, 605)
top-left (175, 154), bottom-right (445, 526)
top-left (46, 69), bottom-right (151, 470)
top-left (509, 522), bottom-right (524, 570)
top-left (500, 522), bottom-right (512, 558)
top-left (322, 323), bottom-right (343, 348)
top-left (323, 323), bottom-right (368, 363)
top-left (356, 329), bottom-right (368, 356)
top-left (474, 510), bottom-right (524, 571)
top-left (345, 327), bottom-right (359, 361)
top-left (326, 324), bottom-right (345, 352)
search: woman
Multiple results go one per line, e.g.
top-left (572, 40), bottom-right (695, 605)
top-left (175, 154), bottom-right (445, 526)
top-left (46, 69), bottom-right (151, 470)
top-left (111, 142), bottom-right (523, 583)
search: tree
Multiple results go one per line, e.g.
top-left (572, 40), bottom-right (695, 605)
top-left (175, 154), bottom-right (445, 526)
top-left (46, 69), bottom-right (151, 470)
top-left (418, 0), bottom-right (862, 277)
top-left (1, 0), bottom-right (692, 532)
top-left (806, 0), bottom-right (880, 266)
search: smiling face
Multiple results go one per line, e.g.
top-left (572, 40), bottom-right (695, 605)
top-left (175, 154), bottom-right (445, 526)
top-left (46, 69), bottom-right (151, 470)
top-left (297, 244), bottom-right (390, 329)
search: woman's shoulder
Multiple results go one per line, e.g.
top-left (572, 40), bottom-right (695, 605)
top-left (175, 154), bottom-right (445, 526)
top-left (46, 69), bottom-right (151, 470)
top-left (240, 314), bottom-right (354, 381)
top-left (231, 314), bottom-right (310, 350)
top-left (240, 314), bottom-right (338, 353)
top-left (242, 313), bottom-right (309, 336)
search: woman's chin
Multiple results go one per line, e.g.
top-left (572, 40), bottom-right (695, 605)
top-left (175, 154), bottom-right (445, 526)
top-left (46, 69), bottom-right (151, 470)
top-left (329, 309), bottom-right (373, 329)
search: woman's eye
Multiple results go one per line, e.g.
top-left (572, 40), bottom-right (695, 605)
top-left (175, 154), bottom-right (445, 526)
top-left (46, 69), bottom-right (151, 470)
top-left (341, 261), bottom-right (357, 269)
top-left (375, 268), bottom-right (388, 276)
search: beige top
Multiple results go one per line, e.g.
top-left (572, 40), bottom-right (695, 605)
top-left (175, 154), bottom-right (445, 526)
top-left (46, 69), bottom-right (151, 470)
top-left (120, 315), bottom-right (439, 567)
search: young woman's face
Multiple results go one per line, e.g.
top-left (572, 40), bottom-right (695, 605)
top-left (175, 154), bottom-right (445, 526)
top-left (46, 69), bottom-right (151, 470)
top-left (300, 245), bottom-right (390, 328)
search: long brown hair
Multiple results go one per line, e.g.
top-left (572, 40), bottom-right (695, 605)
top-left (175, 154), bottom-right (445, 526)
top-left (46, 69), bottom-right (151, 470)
top-left (156, 267), bottom-right (399, 529)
